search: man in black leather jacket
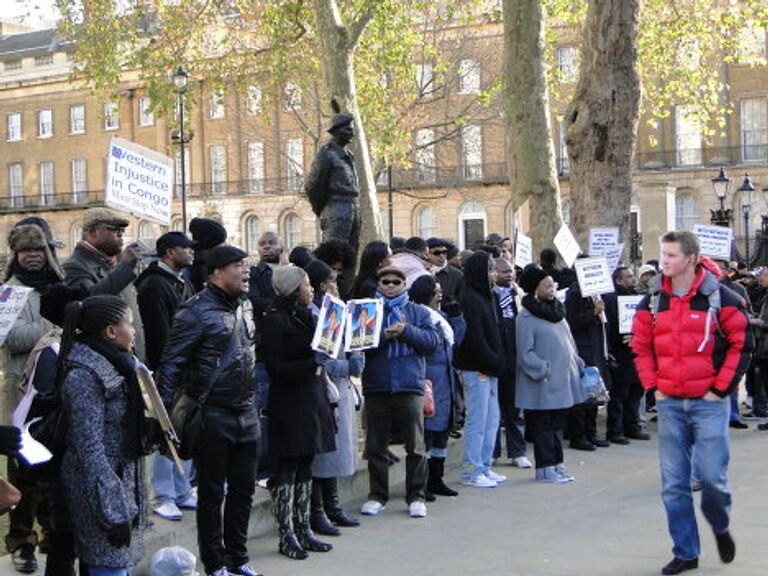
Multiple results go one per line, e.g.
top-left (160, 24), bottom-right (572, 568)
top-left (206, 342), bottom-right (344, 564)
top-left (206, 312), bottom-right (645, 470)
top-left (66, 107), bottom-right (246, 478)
top-left (156, 245), bottom-right (261, 576)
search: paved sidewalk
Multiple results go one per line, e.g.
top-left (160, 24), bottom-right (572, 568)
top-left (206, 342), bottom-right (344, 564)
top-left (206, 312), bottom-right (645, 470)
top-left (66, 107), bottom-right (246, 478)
top-left (1, 420), bottom-right (766, 575)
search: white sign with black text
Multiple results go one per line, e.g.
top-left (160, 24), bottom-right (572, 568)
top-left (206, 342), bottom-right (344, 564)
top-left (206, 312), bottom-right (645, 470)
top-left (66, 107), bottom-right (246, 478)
top-left (0, 285), bottom-right (34, 346)
top-left (693, 224), bottom-right (732, 261)
top-left (574, 256), bottom-right (615, 297)
top-left (589, 227), bottom-right (620, 255)
top-left (515, 232), bottom-right (533, 268)
top-left (554, 225), bottom-right (581, 268)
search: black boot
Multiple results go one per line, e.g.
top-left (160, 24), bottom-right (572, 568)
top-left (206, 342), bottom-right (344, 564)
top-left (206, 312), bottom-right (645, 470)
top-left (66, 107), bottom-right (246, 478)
top-left (322, 477), bottom-right (360, 527)
top-left (269, 483), bottom-right (308, 560)
top-left (294, 480), bottom-right (333, 552)
top-left (310, 479), bottom-right (341, 536)
top-left (427, 457), bottom-right (458, 497)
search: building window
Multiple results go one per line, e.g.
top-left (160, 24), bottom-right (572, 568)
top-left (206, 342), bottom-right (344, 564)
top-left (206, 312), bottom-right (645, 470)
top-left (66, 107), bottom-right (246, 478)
top-left (9, 163), bottom-right (23, 208)
top-left (70, 105), bottom-right (86, 134)
top-left (209, 88), bottom-right (225, 119)
top-left (174, 150), bottom-right (190, 199)
top-left (286, 138), bottom-right (303, 190)
top-left (283, 212), bottom-right (301, 250)
top-left (740, 97), bottom-right (767, 163)
top-left (416, 63), bottom-right (434, 96)
top-left (39, 161), bottom-right (55, 205)
top-left (557, 119), bottom-right (570, 175)
top-left (415, 206), bottom-right (437, 239)
top-left (244, 215), bottom-right (260, 254)
top-left (34, 54), bottom-right (53, 66)
top-left (458, 201), bottom-right (487, 250)
top-left (415, 128), bottom-right (436, 183)
top-left (458, 59), bottom-right (481, 95)
top-left (171, 218), bottom-right (183, 232)
top-left (71, 158), bottom-right (87, 203)
top-left (71, 224), bottom-right (83, 251)
top-left (138, 97), bottom-right (154, 126)
top-left (561, 199), bottom-right (572, 225)
top-left (246, 85), bottom-right (262, 115)
top-left (283, 83), bottom-right (301, 111)
top-left (460, 124), bottom-right (483, 180)
top-left (103, 101), bottom-right (119, 130)
top-left (737, 27), bottom-right (767, 63)
top-left (209, 145), bottom-right (227, 195)
top-left (556, 46), bottom-right (580, 83)
top-left (138, 221), bottom-right (155, 243)
top-left (38, 109), bottom-right (53, 138)
top-left (4, 59), bottom-right (22, 71)
top-left (7, 113), bottom-right (21, 142)
top-left (247, 141), bottom-right (265, 194)
top-left (674, 105), bottom-right (702, 166)
top-left (675, 193), bottom-right (699, 231)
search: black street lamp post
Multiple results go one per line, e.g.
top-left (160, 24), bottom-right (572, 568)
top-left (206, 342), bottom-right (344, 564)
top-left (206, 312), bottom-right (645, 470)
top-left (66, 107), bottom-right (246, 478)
top-left (710, 167), bottom-right (732, 227)
top-left (738, 173), bottom-right (755, 265)
top-left (172, 66), bottom-right (190, 232)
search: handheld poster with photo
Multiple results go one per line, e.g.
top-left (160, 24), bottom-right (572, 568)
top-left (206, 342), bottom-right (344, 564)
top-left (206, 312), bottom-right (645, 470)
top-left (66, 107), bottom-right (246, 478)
top-left (345, 299), bottom-right (384, 352)
top-left (617, 295), bottom-right (644, 335)
top-left (311, 294), bottom-right (347, 357)
top-left (0, 285), bottom-right (34, 346)
top-left (574, 257), bottom-right (615, 297)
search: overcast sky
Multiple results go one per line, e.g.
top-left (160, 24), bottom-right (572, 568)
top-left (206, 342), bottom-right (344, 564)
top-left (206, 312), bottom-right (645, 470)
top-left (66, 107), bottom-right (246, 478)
top-left (5, 0), bottom-right (60, 29)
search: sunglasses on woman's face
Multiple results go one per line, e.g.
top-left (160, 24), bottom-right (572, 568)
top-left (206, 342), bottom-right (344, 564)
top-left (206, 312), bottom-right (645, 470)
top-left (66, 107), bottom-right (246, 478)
top-left (380, 278), bottom-right (403, 286)
top-left (431, 249), bottom-right (448, 256)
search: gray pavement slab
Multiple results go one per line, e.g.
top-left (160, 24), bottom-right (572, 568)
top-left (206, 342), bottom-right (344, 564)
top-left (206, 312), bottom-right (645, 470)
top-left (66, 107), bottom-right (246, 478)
top-left (1, 419), bottom-right (766, 575)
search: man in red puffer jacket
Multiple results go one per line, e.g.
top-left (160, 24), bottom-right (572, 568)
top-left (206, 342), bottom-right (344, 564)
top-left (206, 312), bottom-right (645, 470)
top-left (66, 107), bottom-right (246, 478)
top-left (632, 230), bottom-right (752, 576)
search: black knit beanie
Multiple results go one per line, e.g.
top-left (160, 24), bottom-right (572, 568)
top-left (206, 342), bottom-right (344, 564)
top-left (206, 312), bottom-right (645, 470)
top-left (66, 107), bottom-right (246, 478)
top-left (189, 217), bottom-right (227, 250)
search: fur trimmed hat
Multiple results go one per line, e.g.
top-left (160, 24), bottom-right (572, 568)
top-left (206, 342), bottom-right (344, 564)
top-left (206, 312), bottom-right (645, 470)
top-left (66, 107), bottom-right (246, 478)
top-left (7, 223), bottom-right (65, 280)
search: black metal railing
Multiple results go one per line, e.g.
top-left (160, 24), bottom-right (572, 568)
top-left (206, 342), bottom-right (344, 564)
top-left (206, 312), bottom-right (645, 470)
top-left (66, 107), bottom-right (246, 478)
top-left (635, 144), bottom-right (768, 171)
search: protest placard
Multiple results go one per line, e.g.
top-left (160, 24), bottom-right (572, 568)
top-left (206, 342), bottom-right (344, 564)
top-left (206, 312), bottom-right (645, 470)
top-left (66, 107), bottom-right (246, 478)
top-left (0, 285), bottom-right (33, 346)
top-left (618, 295), bottom-right (644, 334)
top-left (311, 294), bottom-right (347, 357)
top-left (105, 136), bottom-right (174, 225)
top-left (693, 224), bottom-right (733, 261)
top-left (345, 299), bottom-right (383, 352)
top-left (603, 243), bottom-right (624, 271)
top-left (589, 227), bottom-right (620, 255)
top-left (515, 231), bottom-right (533, 267)
top-left (554, 225), bottom-right (581, 268)
top-left (574, 256), bottom-right (615, 297)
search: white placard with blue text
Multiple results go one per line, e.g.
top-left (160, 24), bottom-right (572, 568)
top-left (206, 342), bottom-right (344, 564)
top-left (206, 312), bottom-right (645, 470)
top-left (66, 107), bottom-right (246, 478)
top-left (105, 136), bottom-right (174, 225)
top-left (693, 224), bottom-right (732, 261)
top-left (515, 232), bottom-right (533, 267)
top-left (618, 295), bottom-right (644, 334)
top-left (0, 285), bottom-right (33, 346)
top-left (589, 227), bottom-right (620, 255)
top-left (574, 256), bottom-right (615, 297)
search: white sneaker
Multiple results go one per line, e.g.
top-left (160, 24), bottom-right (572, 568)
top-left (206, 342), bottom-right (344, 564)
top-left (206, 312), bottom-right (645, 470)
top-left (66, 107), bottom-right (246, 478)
top-left (485, 470), bottom-right (507, 483)
top-left (153, 501), bottom-right (183, 521)
top-left (177, 492), bottom-right (198, 510)
top-left (460, 475), bottom-right (497, 488)
top-left (512, 456), bottom-right (533, 469)
top-left (210, 568), bottom-right (231, 576)
top-left (360, 500), bottom-right (385, 515)
top-left (409, 501), bottom-right (427, 518)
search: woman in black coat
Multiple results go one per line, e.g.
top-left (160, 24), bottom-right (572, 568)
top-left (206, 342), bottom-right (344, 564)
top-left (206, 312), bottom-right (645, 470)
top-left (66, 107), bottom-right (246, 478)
top-left (261, 265), bottom-right (336, 560)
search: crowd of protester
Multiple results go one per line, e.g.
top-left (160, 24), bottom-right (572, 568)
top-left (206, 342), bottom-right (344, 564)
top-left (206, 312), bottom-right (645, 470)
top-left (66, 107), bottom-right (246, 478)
top-left (1, 210), bottom-right (764, 576)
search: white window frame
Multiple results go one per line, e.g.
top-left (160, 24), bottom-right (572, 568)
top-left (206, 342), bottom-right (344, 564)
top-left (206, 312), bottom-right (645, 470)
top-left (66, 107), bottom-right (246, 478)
top-left (209, 88), bottom-right (225, 119)
top-left (740, 97), bottom-right (768, 163)
top-left (675, 193), bottom-right (699, 231)
top-left (285, 138), bottom-right (304, 190)
top-left (415, 206), bottom-right (437, 239)
top-left (244, 215), bottom-right (260, 254)
top-left (138, 97), bottom-right (154, 126)
top-left (457, 201), bottom-right (487, 250)
top-left (38, 109), bottom-right (53, 138)
top-left (415, 128), bottom-right (436, 183)
top-left (246, 85), bottom-right (262, 115)
top-left (209, 145), bottom-right (228, 195)
top-left (39, 160), bottom-right (55, 205)
top-left (674, 105), bottom-right (702, 166)
top-left (71, 158), bottom-right (87, 203)
top-left (70, 104), bottom-right (86, 134)
top-left (557, 119), bottom-right (570, 175)
top-left (458, 59), bottom-right (481, 95)
top-left (460, 124), bottom-right (483, 180)
top-left (103, 101), bottom-right (119, 130)
top-left (7, 113), bottom-right (22, 142)
top-left (247, 141), bottom-right (265, 194)
top-left (9, 163), bottom-right (23, 208)
top-left (283, 213), bottom-right (301, 250)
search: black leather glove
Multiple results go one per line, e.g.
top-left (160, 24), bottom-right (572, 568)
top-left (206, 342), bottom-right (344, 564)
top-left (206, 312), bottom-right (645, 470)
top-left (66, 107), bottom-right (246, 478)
top-left (106, 522), bottom-right (131, 548)
top-left (0, 426), bottom-right (21, 456)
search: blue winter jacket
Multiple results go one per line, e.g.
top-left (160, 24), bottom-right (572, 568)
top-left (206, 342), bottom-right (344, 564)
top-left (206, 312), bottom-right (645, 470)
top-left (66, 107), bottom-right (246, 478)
top-left (362, 301), bottom-right (440, 395)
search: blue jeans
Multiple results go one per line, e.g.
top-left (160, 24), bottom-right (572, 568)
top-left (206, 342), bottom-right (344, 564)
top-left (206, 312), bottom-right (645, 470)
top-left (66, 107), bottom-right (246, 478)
top-left (89, 567), bottom-right (130, 576)
top-left (657, 397), bottom-right (731, 560)
top-left (460, 371), bottom-right (500, 480)
top-left (151, 453), bottom-right (193, 505)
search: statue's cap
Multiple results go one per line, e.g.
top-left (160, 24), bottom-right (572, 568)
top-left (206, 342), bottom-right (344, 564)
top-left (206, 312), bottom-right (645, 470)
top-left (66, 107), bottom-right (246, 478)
top-left (328, 113), bottom-right (354, 133)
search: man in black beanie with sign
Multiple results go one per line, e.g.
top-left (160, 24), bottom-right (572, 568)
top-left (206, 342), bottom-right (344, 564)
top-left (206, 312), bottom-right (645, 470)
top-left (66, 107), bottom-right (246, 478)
top-left (156, 245), bottom-right (261, 576)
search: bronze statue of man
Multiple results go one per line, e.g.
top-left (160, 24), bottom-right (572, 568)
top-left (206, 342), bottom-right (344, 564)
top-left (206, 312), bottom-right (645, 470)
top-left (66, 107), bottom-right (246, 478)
top-left (305, 113), bottom-right (360, 259)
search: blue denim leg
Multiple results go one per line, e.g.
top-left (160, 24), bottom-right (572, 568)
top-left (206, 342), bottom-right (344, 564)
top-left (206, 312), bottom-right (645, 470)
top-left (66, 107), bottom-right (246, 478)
top-left (657, 398), bottom-right (699, 560)
top-left (88, 567), bottom-right (130, 576)
top-left (691, 399), bottom-right (731, 535)
top-left (461, 371), bottom-right (491, 480)
top-left (729, 392), bottom-right (740, 422)
top-left (151, 453), bottom-right (193, 505)
top-left (481, 377), bottom-right (501, 471)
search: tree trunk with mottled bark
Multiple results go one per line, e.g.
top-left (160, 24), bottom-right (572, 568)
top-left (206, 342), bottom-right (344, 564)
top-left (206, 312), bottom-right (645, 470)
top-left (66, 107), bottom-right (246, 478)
top-left (312, 0), bottom-right (384, 248)
top-left (503, 0), bottom-right (564, 255)
top-left (565, 0), bottom-right (640, 251)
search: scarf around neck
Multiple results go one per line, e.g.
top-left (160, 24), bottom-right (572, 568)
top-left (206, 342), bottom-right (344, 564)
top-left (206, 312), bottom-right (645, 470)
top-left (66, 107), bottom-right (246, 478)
top-left (377, 291), bottom-right (414, 358)
top-left (78, 240), bottom-right (118, 268)
top-left (522, 293), bottom-right (566, 324)
top-left (9, 261), bottom-right (61, 292)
